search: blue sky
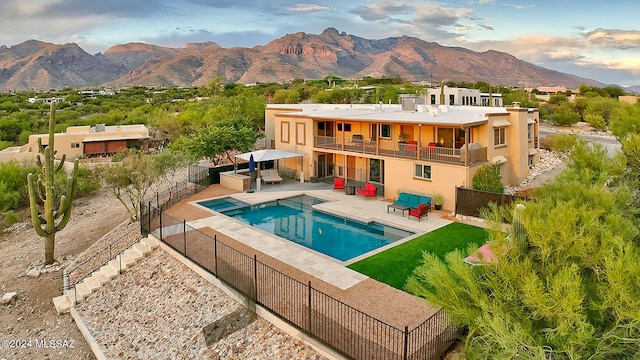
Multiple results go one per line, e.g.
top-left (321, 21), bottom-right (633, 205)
top-left (1, 0), bottom-right (639, 86)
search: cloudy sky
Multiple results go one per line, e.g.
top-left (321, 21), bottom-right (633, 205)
top-left (1, 0), bottom-right (639, 86)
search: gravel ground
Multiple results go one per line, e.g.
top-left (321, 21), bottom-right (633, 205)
top-left (76, 248), bottom-right (328, 360)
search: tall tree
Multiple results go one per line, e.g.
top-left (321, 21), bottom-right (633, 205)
top-left (27, 102), bottom-right (79, 265)
top-left (182, 118), bottom-right (261, 165)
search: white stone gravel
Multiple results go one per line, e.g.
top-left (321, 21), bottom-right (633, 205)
top-left (75, 248), bottom-right (328, 360)
top-left (503, 149), bottom-right (567, 195)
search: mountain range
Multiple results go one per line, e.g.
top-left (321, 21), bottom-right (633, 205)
top-left (0, 28), bottom-right (609, 92)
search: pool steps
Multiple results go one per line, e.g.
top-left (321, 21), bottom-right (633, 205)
top-left (53, 235), bottom-right (160, 315)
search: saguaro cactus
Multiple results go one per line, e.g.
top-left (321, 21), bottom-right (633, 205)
top-left (27, 101), bottom-right (79, 265)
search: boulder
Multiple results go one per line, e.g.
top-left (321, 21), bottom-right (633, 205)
top-left (2, 292), bottom-right (17, 305)
top-left (26, 269), bottom-right (41, 278)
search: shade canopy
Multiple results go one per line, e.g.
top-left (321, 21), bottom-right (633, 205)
top-left (235, 149), bottom-right (304, 162)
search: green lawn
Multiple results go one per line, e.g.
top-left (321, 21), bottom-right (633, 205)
top-left (347, 222), bottom-right (488, 290)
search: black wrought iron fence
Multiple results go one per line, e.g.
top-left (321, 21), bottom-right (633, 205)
top-left (147, 206), bottom-right (459, 360)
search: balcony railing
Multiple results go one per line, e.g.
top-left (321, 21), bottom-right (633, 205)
top-left (314, 136), bottom-right (487, 165)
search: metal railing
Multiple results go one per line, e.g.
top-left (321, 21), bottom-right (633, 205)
top-left (314, 135), bottom-right (487, 165)
top-left (54, 228), bottom-right (141, 304)
top-left (145, 205), bottom-right (459, 360)
top-left (53, 163), bottom-right (210, 305)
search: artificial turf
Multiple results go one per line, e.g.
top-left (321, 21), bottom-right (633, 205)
top-left (347, 222), bottom-right (488, 290)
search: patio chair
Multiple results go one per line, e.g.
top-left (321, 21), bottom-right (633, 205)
top-left (406, 140), bottom-right (418, 152)
top-left (356, 183), bottom-right (377, 200)
top-left (333, 177), bottom-right (345, 191)
top-left (408, 203), bottom-right (429, 221)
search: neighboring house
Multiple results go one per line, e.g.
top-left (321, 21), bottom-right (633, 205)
top-left (423, 86), bottom-right (503, 107)
top-left (0, 124), bottom-right (149, 163)
top-left (27, 97), bottom-right (66, 104)
top-left (265, 100), bottom-right (539, 211)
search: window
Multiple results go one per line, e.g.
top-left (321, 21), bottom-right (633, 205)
top-left (296, 122), bottom-right (305, 145)
top-left (337, 123), bottom-right (351, 132)
top-left (494, 127), bottom-right (506, 146)
top-left (527, 124), bottom-right (534, 141)
top-left (71, 142), bottom-right (80, 148)
top-left (449, 94), bottom-right (455, 105)
top-left (430, 94), bottom-right (436, 104)
top-left (369, 159), bottom-right (384, 183)
top-left (380, 124), bottom-right (391, 138)
top-left (281, 122), bottom-right (290, 143)
top-left (414, 164), bottom-right (432, 180)
top-left (528, 154), bottom-right (535, 168)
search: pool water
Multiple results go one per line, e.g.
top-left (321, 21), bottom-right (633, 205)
top-left (209, 195), bottom-right (413, 261)
top-left (198, 197), bottom-right (250, 212)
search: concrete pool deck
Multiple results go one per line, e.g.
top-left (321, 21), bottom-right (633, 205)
top-left (163, 179), bottom-right (476, 328)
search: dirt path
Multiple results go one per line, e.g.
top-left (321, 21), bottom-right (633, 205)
top-left (0, 190), bottom-right (129, 360)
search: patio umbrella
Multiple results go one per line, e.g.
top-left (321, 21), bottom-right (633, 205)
top-left (236, 149), bottom-right (304, 162)
top-left (249, 154), bottom-right (255, 174)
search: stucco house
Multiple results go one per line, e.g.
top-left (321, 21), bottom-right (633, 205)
top-left (265, 99), bottom-right (539, 211)
top-left (0, 124), bottom-right (149, 163)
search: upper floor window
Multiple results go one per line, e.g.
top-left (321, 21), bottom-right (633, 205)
top-left (494, 127), bottom-right (506, 146)
top-left (528, 124), bottom-right (534, 141)
top-left (71, 142), bottom-right (80, 148)
top-left (380, 124), bottom-right (391, 138)
top-left (337, 123), bottom-right (351, 132)
top-left (414, 164), bottom-right (432, 180)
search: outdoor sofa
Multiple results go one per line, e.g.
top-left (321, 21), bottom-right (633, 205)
top-left (389, 192), bottom-right (431, 218)
top-left (261, 169), bottom-right (283, 184)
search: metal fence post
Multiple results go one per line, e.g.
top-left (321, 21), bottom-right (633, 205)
top-left (183, 219), bottom-right (187, 256)
top-left (213, 235), bottom-right (218, 277)
top-left (307, 281), bottom-right (312, 335)
top-left (159, 208), bottom-right (163, 240)
top-left (403, 325), bottom-right (409, 360)
top-left (253, 255), bottom-right (258, 302)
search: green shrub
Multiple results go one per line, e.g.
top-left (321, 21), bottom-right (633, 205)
top-left (584, 113), bottom-right (606, 130)
top-left (2, 210), bottom-right (19, 225)
top-left (54, 165), bottom-right (101, 197)
top-left (540, 133), bottom-right (580, 153)
top-left (75, 167), bottom-right (102, 196)
top-left (472, 163), bottom-right (504, 193)
top-left (0, 160), bottom-right (37, 211)
top-left (550, 110), bottom-right (581, 125)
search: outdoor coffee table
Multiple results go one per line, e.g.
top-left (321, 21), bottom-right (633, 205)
top-left (387, 203), bottom-right (410, 216)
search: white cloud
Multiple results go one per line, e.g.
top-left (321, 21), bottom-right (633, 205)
top-left (586, 28), bottom-right (640, 49)
top-left (287, 4), bottom-right (331, 12)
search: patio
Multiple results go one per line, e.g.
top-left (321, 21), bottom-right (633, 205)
top-left (163, 178), bottom-right (455, 329)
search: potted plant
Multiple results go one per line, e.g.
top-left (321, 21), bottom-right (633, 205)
top-left (433, 193), bottom-right (444, 210)
top-left (398, 133), bottom-right (409, 143)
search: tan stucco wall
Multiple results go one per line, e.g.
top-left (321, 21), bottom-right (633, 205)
top-left (25, 124), bottom-right (149, 161)
top-left (268, 104), bottom-right (539, 211)
top-left (0, 144), bottom-right (35, 163)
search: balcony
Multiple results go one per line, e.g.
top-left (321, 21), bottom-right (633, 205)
top-left (314, 136), bottom-right (487, 166)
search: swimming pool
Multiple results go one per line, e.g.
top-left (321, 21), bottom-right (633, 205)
top-left (202, 195), bottom-right (413, 261)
